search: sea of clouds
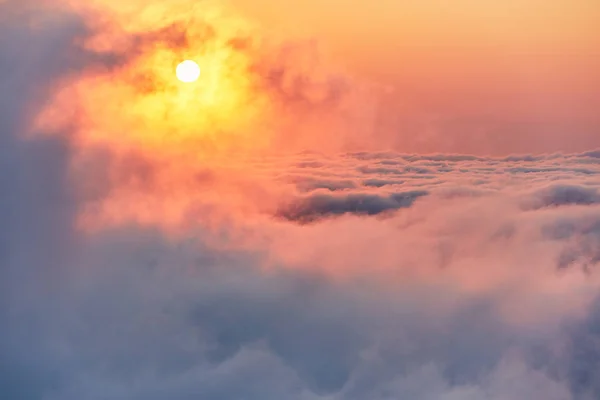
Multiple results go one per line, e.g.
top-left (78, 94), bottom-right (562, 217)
top-left (2, 1), bottom-right (600, 399)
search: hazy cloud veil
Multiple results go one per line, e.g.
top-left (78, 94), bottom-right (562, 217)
top-left (2, 1), bottom-right (600, 400)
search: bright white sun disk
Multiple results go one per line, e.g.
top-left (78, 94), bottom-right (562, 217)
top-left (176, 60), bottom-right (201, 83)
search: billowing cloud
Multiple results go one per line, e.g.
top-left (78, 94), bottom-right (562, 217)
top-left (3, 0), bottom-right (600, 399)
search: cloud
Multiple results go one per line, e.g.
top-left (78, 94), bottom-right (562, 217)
top-left (27, 0), bottom-right (377, 158)
top-left (524, 185), bottom-right (600, 210)
top-left (276, 190), bottom-right (428, 223)
top-left (4, 1), bottom-right (600, 400)
top-left (581, 150), bottom-right (600, 160)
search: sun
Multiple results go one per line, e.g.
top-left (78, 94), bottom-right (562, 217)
top-left (176, 60), bottom-right (201, 83)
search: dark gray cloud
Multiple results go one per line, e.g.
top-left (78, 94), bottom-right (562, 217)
top-left (362, 178), bottom-right (404, 188)
top-left (276, 190), bottom-right (428, 223)
top-left (541, 213), bottom-right (600, 271)
top-left (525, 185), bottom-right (600, 210)
top-left (581, 150), bottom-right (600, 159)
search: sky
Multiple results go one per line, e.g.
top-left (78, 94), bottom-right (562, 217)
top-left (1, 0), bottom-right (600, 399)
top-left (232, 0), bottom-right (600, 154)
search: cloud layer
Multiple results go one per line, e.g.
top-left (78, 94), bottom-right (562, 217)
top-left (2, 1), bottom-right (600, 399)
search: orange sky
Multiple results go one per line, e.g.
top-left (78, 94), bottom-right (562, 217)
top-left (229, 0), bottom-right (600, 154)
top-left (31, 0), bottom-right (600, 159)
top-left (230, 0), bottom-right (600, 62)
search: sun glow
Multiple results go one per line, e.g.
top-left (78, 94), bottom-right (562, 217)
top-left (30, 0), bottom-right (352, 232)
top-left (35, 1), bottom-right (272, 156)
top-left (176, 60), bottom-right (201, 83)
